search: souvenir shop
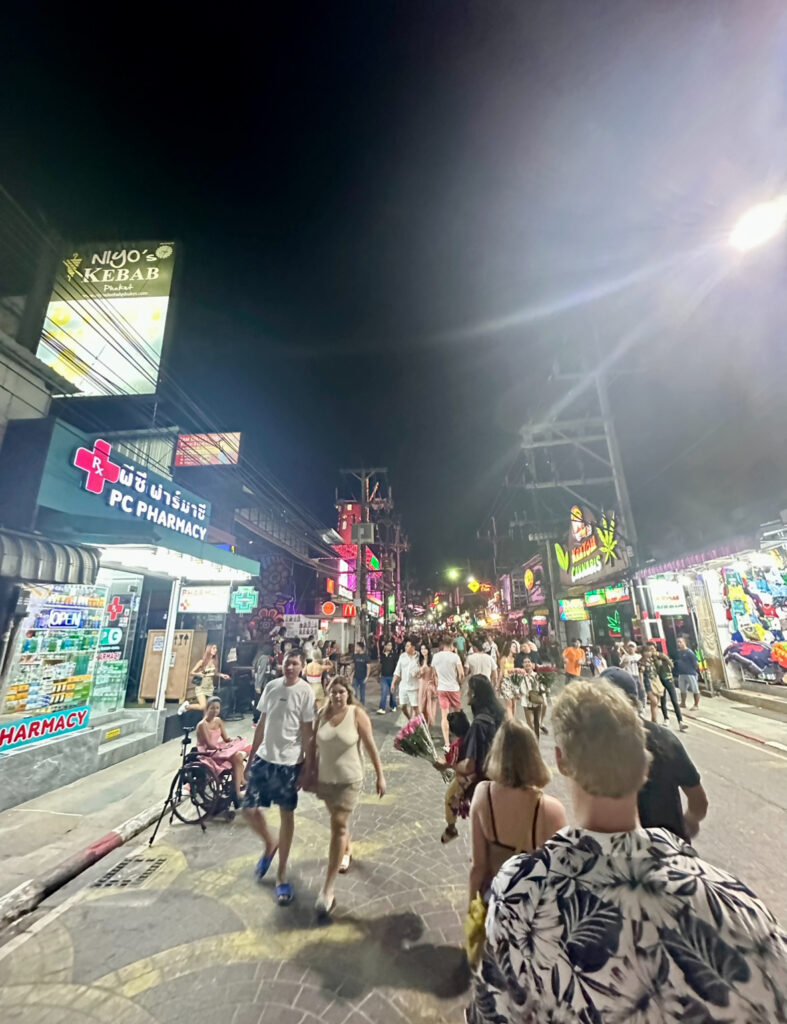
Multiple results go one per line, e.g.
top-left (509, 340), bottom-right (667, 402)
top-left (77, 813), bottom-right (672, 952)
top-left (636, 531), bottom-right (787, 689)
top-left (0, 417), bottom-right (257, 811)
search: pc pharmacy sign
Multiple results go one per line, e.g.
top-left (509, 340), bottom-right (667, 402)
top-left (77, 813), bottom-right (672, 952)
top-left (554, 506), bottom-right (629, 586)
top-left (72, 438), bottom-right (211, 542)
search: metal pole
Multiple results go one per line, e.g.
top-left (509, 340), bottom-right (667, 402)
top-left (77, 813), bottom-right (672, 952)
top-left (544, 543), bottom-right (564, 649)
top-left (394, 521), bottom-right (402, 621)
top-left (595, 369), bottom-right (639, 559)
top-left (359, 471), bottom-right (368, 647)
top-left (154, 577), bottom-right (182, 710)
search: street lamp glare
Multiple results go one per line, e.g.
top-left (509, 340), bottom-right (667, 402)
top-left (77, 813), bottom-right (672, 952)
top-left (447, 568), bottom-right (459, 581)
top-left (729, 194), bottom-right (787, 252)
top-left (467, 575), bottom-right (475, 584)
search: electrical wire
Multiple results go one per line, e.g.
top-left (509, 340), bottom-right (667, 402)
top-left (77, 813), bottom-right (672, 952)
top-left (0, 187), bottom-right (341, 559)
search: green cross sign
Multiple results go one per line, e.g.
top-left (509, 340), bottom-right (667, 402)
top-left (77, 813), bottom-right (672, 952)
top-left (231, 587), bottom-right (259, 614)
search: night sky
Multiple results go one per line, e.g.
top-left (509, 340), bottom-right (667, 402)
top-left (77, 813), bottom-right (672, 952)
top-left (2, 2), bottom-right (786, 578)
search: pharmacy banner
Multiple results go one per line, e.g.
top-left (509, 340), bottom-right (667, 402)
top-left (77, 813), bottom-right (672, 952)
top-left (0, 706), bottom-right (90, 752)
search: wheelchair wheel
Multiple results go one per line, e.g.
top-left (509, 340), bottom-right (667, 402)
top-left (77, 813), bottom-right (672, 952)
top-left (171, 761), bottom-right (219, 824)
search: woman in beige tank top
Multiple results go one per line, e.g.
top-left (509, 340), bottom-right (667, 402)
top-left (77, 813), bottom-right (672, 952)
top-left (313, 677), bottom-right (386, 918)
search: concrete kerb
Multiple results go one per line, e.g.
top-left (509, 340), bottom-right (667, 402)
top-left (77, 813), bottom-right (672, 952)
top-left (0, 800), bottom-right (163, 931)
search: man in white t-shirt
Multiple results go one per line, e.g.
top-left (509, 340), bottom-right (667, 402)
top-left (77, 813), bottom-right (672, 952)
top-left (466, 637), bottom-right (497, 686)
top-left (392, 638), bottom-right (421, 719)
top-left (432, 635), bottom-right (464, 749)
top-left (242, 650), bottom-right (315, 907)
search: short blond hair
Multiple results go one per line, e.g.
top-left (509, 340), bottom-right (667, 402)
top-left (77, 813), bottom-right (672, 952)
top-left (552, 681), bottom-right (650, 798)
top-left (486, 719), bottom-right (551, 790)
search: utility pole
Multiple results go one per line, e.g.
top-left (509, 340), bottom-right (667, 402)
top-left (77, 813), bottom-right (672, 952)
top-left (340, 467), bottom-right (389, 646)
top-left (594, 369), bottom-right (638, 559)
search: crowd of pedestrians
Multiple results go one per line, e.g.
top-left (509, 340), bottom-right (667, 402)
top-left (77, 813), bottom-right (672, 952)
top-left (205, 623), bottom-right (786, 1021)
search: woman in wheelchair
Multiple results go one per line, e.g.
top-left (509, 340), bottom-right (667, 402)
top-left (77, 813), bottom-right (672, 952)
top-left (196, 697), bottom-right (250, 802)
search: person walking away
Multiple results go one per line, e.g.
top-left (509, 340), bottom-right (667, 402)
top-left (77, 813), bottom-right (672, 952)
top-left (675, 636), bottom-right (701, 710)
top-left (312, 678), bottom-right (385, 918)
top-left (454, 630), bottom-right (467, 661)
top-left (196, 696), bottom-right (250, 803)
top-left (306, 652), bottom-right (327, 710)
top-left (377, 639), bottom-right (398, 714)
top-left (468, 720), bottom-right (566, 904)
top-left (431, 634), bottom-right (464, 748)
top-left (468, 680), bottom-right (787, 1024)
top-left (440, 710), bottom-right (471, 843)
top-left (561, 638), bottom-right (585, 685)
top-left (392, 638), bottom-right (421, 719)
top-left (645, 642), bottom-right (686, 729)
top-left (484, 636), bottom-right (500, 677)
top-left (602, 667), bottom-right (707, 840)
top-left (465, 638), bottom-right (497, 688)
top-left (352, 640), bottom-right (369, 706)
top-left (242, 651), bottom-right (315, 907)
top-left (417, 642), bottom-right (439, 728)
top-left (436, 675), bottom-right (504, 843)
top-left (518, 657), bottom-right (546, 739)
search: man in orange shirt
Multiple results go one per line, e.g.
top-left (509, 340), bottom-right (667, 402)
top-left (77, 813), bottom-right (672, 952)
top-left (562, 639), bottom-right (585, 684)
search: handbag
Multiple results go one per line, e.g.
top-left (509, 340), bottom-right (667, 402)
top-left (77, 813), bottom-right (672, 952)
top-left (464, 892), bottom-right (487, 968)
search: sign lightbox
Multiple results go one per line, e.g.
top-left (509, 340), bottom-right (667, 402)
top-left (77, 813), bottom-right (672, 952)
top-left (174, 433), bottom-right (241, 467)
top-left (178, 585), bottom-right (231, 614)
top-left (36, 241), bottom-right (176, 396)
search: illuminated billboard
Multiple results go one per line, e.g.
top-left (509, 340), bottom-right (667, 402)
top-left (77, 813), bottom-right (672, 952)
top-left (175, 433), bottom-right (241, 467)
top-left (36, 241), bottom-right (176, 396)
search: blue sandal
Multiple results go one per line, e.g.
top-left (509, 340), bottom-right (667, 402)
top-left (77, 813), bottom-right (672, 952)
top-left (276, 883), bottom-right (294, 906)
top-left (254, 845), bottom-right (278, 881)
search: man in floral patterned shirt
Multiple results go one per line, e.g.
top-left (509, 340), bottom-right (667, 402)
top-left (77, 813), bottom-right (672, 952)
top-left (468, 680), bottom-right (787, 1023)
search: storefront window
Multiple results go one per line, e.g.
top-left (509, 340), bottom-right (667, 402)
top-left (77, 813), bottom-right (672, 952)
top-left (1, 582), bottom-right (107, 718)
top-left (92, 568), bottom-right (143, 715)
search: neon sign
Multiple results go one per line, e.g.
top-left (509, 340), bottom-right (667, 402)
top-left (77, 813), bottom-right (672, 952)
top-left (555, 507), bottom-right (627, 585)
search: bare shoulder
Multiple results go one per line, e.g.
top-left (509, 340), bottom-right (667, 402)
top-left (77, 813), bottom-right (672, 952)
top-left (354, 705), bottom-right (372, 729)
top-left (540, 793), bottom-right (568, 829)
top-left (470, 779), bottom-right (491, 812)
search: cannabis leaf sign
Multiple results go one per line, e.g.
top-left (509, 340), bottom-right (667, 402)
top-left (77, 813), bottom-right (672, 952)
top-left (597, 514), bottom-right (619, 565)
top-left (554, 542), bottom-right (570, 572)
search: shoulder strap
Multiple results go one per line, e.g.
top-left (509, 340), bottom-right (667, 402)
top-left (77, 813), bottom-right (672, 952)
top-left (530, 791), bottom-right (542, 850)
top-left (486, 783), bottom-right (499, 844)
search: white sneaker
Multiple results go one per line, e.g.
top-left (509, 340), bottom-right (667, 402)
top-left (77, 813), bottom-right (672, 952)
top-left (177, 700), bottom-right (190, 716)
top-left (679, 723), bottom-right (689, 732)
top-left (376, 708), bottom-right (386, 715)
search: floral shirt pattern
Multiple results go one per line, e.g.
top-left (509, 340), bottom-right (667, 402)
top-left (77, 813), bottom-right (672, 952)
top-left (468, 827), bottom-right (787, 1024)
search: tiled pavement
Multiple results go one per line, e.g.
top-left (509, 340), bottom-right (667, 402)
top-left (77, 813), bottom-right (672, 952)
top-left (0, 697), bottom-right (492, 1024)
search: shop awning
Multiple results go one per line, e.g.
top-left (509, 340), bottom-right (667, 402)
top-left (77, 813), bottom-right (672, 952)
top-left (0, 528), bottom-right (100, 585)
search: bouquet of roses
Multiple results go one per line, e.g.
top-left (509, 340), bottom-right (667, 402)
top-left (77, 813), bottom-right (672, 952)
top-left (393, 715), bottom-right (452, 783)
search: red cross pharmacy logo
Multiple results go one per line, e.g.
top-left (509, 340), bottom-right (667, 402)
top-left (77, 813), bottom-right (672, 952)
top-left (73, 439), bottom-right (121, 494)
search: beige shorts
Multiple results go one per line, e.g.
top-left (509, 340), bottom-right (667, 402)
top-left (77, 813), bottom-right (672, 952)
top-left (317, 779), bottom-right (363, 813)
top-left (193, 680), bottom-right (215, 699)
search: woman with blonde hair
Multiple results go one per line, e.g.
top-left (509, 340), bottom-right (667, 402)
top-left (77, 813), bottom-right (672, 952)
top-left (468, 719), bottom-right (566, 904)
